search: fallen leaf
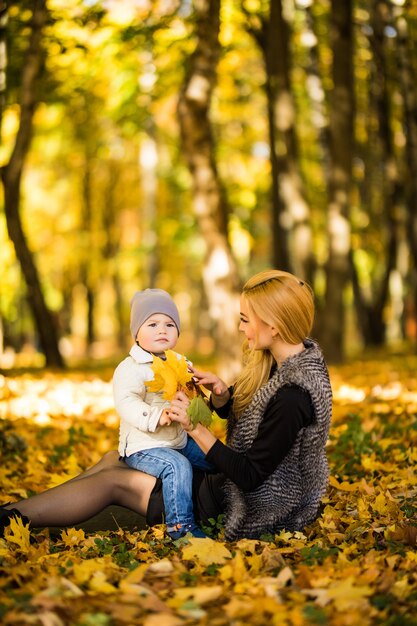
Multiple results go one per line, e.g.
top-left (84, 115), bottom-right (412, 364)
top-left (181, 538), bottom-right (232, 566)
top-left (304, 576), bottom-right (372, 609)
top-left (4, 514), bottom-right (31, 552)
top-left (61, 527), bottom-right (86, 547)
top-left (168, 585), bottom-right (223, 607)
top-left (89, 570), bottom-right (118, 594)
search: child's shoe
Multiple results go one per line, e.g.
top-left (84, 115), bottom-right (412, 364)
top-left (168, 522), bottom-right (207, 540)
top-left (0, 505), bottom-right (30, 535)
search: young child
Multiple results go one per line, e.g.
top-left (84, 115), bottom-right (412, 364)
top-left (113, 288), bottom-right (213, 539)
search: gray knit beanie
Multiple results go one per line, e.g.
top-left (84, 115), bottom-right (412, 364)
top-left (130, 289), bottom-right (180, 339)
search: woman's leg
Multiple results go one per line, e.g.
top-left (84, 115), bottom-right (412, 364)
top-left (64, 450), bottom-right (123, 482)
top-left (3, 463), bottom-right (157, 528)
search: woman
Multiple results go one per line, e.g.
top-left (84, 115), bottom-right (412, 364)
top-left (1, 270), bottom-right (332, 541)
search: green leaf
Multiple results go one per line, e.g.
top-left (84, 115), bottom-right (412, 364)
top-left (187, 396), bottom-right (213, 428)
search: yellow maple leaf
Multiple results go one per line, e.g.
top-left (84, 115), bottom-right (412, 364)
top-left (329, 475), bottom-right (360, 492)
top-left (145, 351), bottom-right (193, 400)
top-left (181, 537), bottom-right (232, 567)
top-left (61, 527), bottom-right (86, 547)
top-left (4, 514), bottom-right (31, 552)
top-left (73, 557), bottom-right (115, 585)
top-left (165, 350), bottom-right (193, 387)
top-left (145, 357), bottom-right (174, 398)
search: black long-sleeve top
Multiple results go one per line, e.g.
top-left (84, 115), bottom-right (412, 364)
top-left (206, 385), bottom-right (314, 492)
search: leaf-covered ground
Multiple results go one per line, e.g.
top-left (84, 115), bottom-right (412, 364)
top-left (1, 353), bottom-right (417, 626)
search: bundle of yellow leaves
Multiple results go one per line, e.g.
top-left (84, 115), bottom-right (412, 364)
top-left (145, 350), bottom-right (214, 428)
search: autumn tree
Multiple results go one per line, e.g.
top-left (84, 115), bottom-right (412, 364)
top-left (243, 0), bottom-right (314, 280)
top-left (396, 5), bottom-right (417, 342)
top-left (321, 0), bottom-right (354, 362)
top-left (350, 0), bottom-right (401, 346)
top-left (177, 0), bottom-right (241, 373)
top-left (1, 0), bottom-right (64, 367)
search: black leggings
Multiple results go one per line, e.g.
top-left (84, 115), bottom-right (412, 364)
top-left (146, 471), bottom-right (226, 526)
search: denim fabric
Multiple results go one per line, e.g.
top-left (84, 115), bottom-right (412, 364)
top-left (178, 436), bottom-right (214, 472)
top-left (125, 436), bottom-right (214, 527)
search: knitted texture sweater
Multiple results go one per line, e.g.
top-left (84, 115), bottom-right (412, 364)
top-left (224, 339), bottom-right (332, 541)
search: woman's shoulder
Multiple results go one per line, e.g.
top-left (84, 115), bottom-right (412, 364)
top-left (268, 385), bottom-right (314, 425)
top-left (274, 384), bottom-right (313, 407)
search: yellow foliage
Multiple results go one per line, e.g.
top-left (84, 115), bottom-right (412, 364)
top-left (145, 350), bottom-right (193, 400)
top-left (1, 355), bottom-right (417, 623)
top-left (168, 584), bottom-right (224, 608)
top-left (181, 537), bottom-right (232, 567)
top-left (61, 527), bottom-right (86, 547)
top-left (4, 515), bottom-right (31, 553)
top-left (88, 570), bottom-right (118, 594)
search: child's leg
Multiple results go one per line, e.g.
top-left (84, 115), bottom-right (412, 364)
top-left (125, 448), bottom-right (205, 536)
top-left (179, 436), bottom-right (215, 472)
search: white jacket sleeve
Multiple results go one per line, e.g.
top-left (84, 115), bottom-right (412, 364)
top-left (113, 359), bottom-right (167, 432)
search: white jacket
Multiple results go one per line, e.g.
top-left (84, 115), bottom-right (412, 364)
top-left (113, 344), bottom-right (187, 457)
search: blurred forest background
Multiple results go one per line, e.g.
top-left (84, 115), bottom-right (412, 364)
top-left (1, 0), bottom-right (417, 374)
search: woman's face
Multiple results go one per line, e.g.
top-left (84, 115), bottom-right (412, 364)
top-left (239, 295), bottom-right (275, 351)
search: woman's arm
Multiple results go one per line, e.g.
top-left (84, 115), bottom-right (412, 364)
top-left (170, 386), bottom-right (313, 492)
top-left (206, 386), bottom-right (313, 490)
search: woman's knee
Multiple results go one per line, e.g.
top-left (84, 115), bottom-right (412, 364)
top-left (101, 450), bottom-right (121, 465)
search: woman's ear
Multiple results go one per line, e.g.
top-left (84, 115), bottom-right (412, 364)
top-left (270, 326), bottom-right (279, 338)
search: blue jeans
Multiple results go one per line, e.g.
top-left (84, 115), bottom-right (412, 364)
top-left (125, 437), bottom-right (214, 528)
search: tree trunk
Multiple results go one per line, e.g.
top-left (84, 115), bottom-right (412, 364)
top-left (102, 160), bottom-right (125, 349)
top-left (80, 150), bottom-right (96, 351)
top-left (1, 0), bottom-right (64, 368)
top-left (321, 0), bottom-right (354, 362)
top-left (245, 0), bottom-right (314, 279)
top-left (177, 0), bottom-right (241, 377)
top-left (395, 9), bottom-right (417, 345)
top-left (351, 0), bottom-right (400, 347)
top-left (0, 0), bottom-right (7, 136)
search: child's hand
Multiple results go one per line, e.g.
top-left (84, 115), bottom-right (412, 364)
top-left (159, 409), bottom-right (172, 426)
top-left (189, 367), bottom-right (230, 407)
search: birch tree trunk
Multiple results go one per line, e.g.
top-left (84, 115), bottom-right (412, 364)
top-left (1, 0), bottom-right (64, 367)
top-left (177, 0), bottom-right (241, 376)
top-left (245, 0), bottom-right (314, 280)
top-left (321, 0), bottom-right (354, 362)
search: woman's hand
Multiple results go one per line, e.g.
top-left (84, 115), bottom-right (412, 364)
top-left (190, 367), bottom-right (230, 408)
top-left (170, 390), bottom-right (218, 454)
top-left (168, 390), bottom-right (193, 431)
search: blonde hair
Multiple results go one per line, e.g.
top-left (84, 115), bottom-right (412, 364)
top-left (233, 269), bottom-right (314, 416)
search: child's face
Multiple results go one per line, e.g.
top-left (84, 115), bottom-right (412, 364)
top-left (136, 313), bottom-right (179, 355)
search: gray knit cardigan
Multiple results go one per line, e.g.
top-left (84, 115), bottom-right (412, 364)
top-left (224, 339), bottom-right (332, 541)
